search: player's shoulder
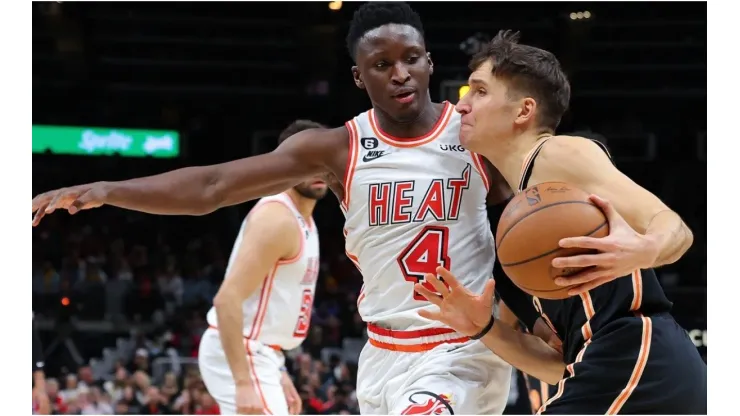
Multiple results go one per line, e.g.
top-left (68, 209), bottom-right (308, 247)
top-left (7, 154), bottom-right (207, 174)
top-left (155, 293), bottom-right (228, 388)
top-left (539, 135), bottom-right (611, 162)
top-left (245, 198), bottom-right (299, 234)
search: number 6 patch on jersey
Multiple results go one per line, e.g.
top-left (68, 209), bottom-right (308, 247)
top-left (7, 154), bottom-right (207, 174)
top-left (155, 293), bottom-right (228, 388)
top-left (293, 289), bottom-right (314, 337)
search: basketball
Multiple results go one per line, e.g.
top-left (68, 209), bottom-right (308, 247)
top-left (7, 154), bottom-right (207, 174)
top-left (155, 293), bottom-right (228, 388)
top-left (495, 182), bottom-right (609, 299)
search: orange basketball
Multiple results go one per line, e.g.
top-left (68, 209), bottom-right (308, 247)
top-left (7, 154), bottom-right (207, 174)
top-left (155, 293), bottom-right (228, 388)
top-left (495, 182), bottom-right (609, 299)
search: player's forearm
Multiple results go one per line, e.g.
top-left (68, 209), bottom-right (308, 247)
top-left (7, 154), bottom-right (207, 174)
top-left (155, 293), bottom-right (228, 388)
top-left (214, 296), bottom-right (252, 386)
top-left (102, 153), bottom-right (303, 216)
top-left (643, 210), bottom-right (694, 267)
top-left (481, 320), bottom-right (565, 385)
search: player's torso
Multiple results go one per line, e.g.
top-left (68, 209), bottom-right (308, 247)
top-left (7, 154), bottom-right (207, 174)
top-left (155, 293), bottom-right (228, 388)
top-left (206, 193), bottom-right (320, 350)
top-left (342, 102), bottom-right (495, 330)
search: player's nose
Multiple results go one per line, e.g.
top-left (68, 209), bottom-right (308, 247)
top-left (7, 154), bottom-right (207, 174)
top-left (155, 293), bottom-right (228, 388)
top-left (455, 101), bottom-right (471, 115)
top-left (391, 63), bottom-right (411, 85)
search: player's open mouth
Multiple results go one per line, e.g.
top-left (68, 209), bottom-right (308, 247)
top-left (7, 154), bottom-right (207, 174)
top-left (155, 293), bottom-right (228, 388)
top-left (393, 91), bottom-right (416, 104)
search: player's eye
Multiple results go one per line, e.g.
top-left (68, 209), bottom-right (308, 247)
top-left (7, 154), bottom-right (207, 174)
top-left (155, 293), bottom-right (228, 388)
top-left (406, 56), bottom-right (419, 64)
top-left (476, 89), bottom-right (487, 96)
top-left (375, 61), bottom-right (389, 68)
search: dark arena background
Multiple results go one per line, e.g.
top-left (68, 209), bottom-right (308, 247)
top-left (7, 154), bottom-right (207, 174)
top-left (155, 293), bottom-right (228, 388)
top-left (32, 1), bottom-right (706, 414)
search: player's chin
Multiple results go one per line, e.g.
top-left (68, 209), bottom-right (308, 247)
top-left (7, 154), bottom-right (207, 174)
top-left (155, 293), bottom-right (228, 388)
top-left (458, 128), bottom-right (476, 149)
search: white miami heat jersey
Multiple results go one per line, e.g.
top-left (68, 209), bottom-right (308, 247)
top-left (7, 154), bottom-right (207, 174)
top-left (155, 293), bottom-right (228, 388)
top-left (206, 192), bottom-right (320, 350)
top-left (341, 101), bottom-right (496, 331)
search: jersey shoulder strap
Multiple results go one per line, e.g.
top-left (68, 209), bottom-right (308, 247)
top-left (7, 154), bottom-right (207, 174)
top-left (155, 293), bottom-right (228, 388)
top-left (518, 136), bottom-right (615, 192)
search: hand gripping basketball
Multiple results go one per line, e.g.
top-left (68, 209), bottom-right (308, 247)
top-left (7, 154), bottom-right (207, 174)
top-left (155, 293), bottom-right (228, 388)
top-left (552, 194), bottom-right (659, 295)
top-left (416, 267), bottom-right (495, 337)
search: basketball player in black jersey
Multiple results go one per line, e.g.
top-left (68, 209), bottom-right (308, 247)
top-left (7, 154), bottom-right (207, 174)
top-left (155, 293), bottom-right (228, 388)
top-left (416, 31), bottom-right (706, 414)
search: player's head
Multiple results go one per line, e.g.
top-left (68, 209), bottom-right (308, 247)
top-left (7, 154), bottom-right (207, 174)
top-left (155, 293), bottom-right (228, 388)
top-left (456, 30), bottom-right (571, 150)
top-left (278, 120), bottom-right (329, 200)
top-left (347, 2), bottom-right (432, 122)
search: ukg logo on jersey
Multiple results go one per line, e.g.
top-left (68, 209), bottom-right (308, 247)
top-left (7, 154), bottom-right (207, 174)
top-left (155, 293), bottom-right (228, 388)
top-left (78, 129), bottom-right (134, 154)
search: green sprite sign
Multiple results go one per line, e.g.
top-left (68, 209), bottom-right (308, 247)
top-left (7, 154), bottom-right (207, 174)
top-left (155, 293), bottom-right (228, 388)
top-left (32, 125), bottom-right (180, 158)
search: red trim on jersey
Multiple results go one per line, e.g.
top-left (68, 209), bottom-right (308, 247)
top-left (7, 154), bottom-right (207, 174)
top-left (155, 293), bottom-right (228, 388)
top-left (470, 152), bottom-right (490, 191)
top-left (367, 324), bottom-right (458, 339)
top-left (207, 326), bottom-right (281, 351)
top-left (368, 336), bottom-right (469, 353)
top-left (341, 120), bottom-right (360, 211)
top-left (369, 102), bottom-right (454, 148)
top-left (246, 342), bottom-right (274, 415)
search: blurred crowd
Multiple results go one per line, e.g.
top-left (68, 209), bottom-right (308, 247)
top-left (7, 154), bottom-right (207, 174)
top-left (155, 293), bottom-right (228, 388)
top-left (32, 203), bottom-right (365, 415)
top-left (36, 350), bottom-right (361, 415)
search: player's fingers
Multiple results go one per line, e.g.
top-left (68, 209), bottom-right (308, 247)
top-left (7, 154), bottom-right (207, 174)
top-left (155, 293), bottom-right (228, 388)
top-left (557, 236), bottom-right (609, 250)
top-left (568, 275), bottom-right (615, 295)
top-left (552, 252), bottom-right (616, 270)
top-left (436, 266), bottom-right (461, 289)
top-left (554, 266), bottom-right (613, 286)
top-left (418, 308), bottom-right (443, 322)
top-left (69, 189), bottom-right (94, 214)
top-left (32, 204), bottom-right (48, 227)
top-left (45, 190), bottom-right (69, 213)
top-left (415, 282), bottom-right (442, 305)
top-left (425, 273), bottom-right (450, 296)
top-left (32, 193), bottom-right (51, 212)
top-left (589, 194), bottom-right (622, 223)
top-left (482, 279), bottom-right (496, 300)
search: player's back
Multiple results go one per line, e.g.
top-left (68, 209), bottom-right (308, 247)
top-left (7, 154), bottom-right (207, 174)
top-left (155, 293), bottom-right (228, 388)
top-left (342, 102), bottom-right (495, 334)
top-left (205, 192), bottom-right (320, 350)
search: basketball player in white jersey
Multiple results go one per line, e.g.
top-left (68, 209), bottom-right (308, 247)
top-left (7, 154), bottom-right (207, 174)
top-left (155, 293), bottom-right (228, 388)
top-left (198, 120), bottom-right (327, 415)
top-left (32, 3), bottom-right (516, 414)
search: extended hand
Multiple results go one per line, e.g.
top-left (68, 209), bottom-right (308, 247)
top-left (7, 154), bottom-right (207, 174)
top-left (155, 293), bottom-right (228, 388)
top-left (32, 182), bottom-right (109, 226)
top-left (280, 371), bottom-right (302, 415)
top-left (235, 382), bottom-right (265, 415)
top-left (415, 266), bottom-right (495, 337)
top-left (552, 195), bottom-right (658, 295)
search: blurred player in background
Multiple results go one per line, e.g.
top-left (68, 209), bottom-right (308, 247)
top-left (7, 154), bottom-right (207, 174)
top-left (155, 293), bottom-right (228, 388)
top-left (198, 120), bottom-right (327, 415)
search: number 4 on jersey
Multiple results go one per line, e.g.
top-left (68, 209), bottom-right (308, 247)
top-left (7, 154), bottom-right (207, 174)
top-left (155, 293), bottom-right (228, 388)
top-left (397, 226), bottom-right (451, 301)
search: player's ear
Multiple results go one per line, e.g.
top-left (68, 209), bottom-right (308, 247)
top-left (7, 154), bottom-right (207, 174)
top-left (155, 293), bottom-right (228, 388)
top-left (427, 52), bottom-right (434, 76)
top-left (514, 97), bottom-right (537, 126)
top-left (352, 66), bottom-right (365, 90)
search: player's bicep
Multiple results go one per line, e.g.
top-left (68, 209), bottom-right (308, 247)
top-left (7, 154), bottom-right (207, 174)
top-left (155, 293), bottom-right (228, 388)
top-left (215, 204), bottom-right (299, 302)
top-left (539, 137), bottom-right (670, 233)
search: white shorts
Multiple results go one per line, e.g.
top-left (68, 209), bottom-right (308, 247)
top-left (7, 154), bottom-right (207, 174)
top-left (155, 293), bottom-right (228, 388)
top-left (356, 331), bottom-right (512, 415)
top-left (198, 328), bottom-right (288, 415)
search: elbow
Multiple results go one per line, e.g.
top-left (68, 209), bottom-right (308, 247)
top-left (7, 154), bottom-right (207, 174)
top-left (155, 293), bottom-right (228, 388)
top-left (684, 224), bottom-right (695, 252)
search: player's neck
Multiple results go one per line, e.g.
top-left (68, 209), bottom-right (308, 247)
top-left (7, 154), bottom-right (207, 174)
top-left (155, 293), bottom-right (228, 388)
top-left (373, 96), bottom-right (442, 138)
top-left (285, 188), bottom-right (317, 219)
top-left (481, 131), bottom-right (553, 190)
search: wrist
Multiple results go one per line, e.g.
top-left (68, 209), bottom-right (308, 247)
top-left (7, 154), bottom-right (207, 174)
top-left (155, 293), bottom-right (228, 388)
top-left (640, 233), bottom-right (662, 268)
top-left (235, 377), bottom-right (253, 387)
top-left (97, 181), bottom-right (114, 204)
top-left (470, 315), bottom-right (496, 340)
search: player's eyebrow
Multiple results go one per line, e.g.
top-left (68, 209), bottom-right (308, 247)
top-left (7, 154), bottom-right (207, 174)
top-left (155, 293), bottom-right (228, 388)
top-left (468, 78), bottom-right (488, 88)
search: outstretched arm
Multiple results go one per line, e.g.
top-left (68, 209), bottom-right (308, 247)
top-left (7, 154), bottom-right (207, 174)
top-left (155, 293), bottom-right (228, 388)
top-left (32, 127), bottom-right (347, 223)
top-left (416, 267), bottom-right (565, 385)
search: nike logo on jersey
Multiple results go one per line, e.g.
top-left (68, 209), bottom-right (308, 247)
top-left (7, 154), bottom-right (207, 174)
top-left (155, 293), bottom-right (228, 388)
top-left (363, 150), bottom-right (388, 162)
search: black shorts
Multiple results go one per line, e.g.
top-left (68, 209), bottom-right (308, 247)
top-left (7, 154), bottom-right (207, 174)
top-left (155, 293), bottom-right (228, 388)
top-left (539, 313), bottom-right (706, 415)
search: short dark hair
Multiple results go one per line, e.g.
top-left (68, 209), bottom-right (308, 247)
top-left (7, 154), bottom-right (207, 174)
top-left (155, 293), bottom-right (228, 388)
top-left (278, 119), bottom-right (327, 145)
top-left (469, 30), bottom-right (571, 132)
top-left (346, 2), bottom-right (424, 60)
